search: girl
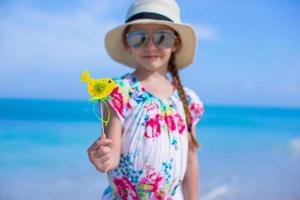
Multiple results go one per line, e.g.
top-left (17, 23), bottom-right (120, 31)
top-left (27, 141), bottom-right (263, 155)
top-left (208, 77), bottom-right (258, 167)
top-left (88, 0), bottom-right (204, 199)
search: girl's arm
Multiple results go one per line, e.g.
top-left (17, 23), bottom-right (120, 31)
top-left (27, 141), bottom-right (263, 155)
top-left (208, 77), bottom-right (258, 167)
top-left (182, 127), bottom-right (200, 200)
top-left (102, 105), bottom-right (122, 171)
top-left (88, 105), bottom-right (122, 172)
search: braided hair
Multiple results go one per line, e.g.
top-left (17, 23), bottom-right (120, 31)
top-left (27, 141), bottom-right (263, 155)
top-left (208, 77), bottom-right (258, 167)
top-left (168, 53), bottom-right (200, 149)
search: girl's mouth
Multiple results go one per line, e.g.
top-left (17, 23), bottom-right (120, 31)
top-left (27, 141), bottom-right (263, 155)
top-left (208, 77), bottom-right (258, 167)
top-left (142, 55), bottom-right (160, 60)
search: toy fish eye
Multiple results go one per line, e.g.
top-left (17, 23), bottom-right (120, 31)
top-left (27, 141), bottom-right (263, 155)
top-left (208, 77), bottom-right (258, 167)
top-left (108, 80), bottom-right (111, 83)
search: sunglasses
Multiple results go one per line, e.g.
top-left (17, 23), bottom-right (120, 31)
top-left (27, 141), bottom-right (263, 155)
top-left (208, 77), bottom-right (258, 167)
top-left (126, 29), bottom-right (177, 49)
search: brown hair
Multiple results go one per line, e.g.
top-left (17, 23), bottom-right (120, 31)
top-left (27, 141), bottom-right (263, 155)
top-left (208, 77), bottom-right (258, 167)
top-left (122, 26), bottom-right (131, 49)
top-left (168, 53), bottom-right (200, 149)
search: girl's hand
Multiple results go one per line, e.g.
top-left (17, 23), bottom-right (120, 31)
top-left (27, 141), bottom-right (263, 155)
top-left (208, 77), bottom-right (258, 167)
top-left (87, 135), bottom-right (114, 173)
top-left (87, 103), bottom-right (122, 173)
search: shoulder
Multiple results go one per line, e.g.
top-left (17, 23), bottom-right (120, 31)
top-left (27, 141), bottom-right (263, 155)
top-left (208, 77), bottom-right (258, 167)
top-left (107, 73), bottom-right (133, 122)
top-left (109, 72), bottom-right (134, 97)
top-left (183, 86), bottom-right (204, 125)
top-left (183, 86), bottom-right (203, 107)
top-left (112, 72), bottom-right (132, 89)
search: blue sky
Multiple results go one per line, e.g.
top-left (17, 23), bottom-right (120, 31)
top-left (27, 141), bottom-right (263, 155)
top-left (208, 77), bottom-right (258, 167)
top-left (0, 0), bottom-right (299, 107)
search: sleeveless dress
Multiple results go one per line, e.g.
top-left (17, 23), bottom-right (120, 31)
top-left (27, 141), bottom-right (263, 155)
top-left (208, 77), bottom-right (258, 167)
top-left (101, 72), bottom-right (204, 200)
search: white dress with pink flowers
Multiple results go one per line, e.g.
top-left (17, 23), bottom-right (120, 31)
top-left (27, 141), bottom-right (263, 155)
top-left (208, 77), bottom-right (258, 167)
top-left (101, 72), bottom-right (204, 200)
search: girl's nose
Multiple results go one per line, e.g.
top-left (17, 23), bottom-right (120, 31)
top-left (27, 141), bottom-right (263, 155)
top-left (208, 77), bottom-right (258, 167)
top-left (144, 36), bottom-right (157, 50)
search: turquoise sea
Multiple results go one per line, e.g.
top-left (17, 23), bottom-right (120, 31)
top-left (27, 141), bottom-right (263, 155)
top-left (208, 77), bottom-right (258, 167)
top-left (0, 98), bottom-right (300, 200)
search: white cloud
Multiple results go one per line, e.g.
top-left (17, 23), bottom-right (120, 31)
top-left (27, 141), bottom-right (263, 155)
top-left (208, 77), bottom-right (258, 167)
top-left (202, 185), bottom-right (229, 200)
top-left (285, 82), bottom-right (297, 95)
top-left (0, 0), bottom-right (120, 74)
top-left (193, 24), bottom-right (220, 42)
top-left (289, 137), bottom-right (300, 156)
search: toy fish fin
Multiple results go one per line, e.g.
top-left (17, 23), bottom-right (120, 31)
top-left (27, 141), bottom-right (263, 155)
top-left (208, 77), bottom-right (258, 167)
top-left (80, 70), bottom-right (91, 82)
top-left (89, 97), bottom-right (99, 102)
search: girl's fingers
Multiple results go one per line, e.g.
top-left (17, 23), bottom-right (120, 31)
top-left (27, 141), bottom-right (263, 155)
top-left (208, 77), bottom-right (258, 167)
top-left (87, 142), bottom-right (100, 158)
top-left (87, 136), bottom-right (113, 172)
top-left (94, 146), bottom-right (110, 158)
top-left (98, 152), bottom-right (110, 164)
top-left (97, 159), bottom-right (111, 173)
top-left (88, 138), bottom-right (112, 154)
top-left (89, 150), bottom-right (109, 167)
top-left (96, 138), bottom-right (112, 147)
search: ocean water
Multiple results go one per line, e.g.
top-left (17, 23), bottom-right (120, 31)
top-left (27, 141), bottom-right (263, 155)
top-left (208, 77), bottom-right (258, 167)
top-left (0, 98), bottom-right (300, 200)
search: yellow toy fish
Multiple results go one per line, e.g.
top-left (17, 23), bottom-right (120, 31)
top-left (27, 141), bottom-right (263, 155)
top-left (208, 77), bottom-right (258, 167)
top-left (80, 70), bottom-right (117, 101)
top-left (81, 70), bottom-right (117, 128)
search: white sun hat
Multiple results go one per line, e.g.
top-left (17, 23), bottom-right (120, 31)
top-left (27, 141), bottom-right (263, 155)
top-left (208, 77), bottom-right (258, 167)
top-left (105, 0), bottom-right (197, 70)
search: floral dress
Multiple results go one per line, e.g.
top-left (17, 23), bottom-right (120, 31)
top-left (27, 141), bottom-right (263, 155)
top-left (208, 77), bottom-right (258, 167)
top-left (101, 72), bottom-right (204, 200)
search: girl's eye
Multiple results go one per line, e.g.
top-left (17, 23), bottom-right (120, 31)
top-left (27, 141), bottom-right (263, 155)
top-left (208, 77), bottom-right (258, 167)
top-left (127, 31), bottom-right (148, 48)
top-left (154, 31), bottom-right (176, 48)
top-left (156, 34), bottom-right (165, 45)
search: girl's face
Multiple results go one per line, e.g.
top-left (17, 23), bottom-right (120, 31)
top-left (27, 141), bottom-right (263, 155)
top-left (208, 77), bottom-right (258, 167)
top-left (125, 24), bottom-right (180, 72)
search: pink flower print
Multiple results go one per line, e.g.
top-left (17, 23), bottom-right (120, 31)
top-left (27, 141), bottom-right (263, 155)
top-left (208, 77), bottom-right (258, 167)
top-left (126, 101), bottom-right (132, 111)
top-left (139, 166), bottom-right (165, 200)
top-left (190, 102), bottom-right (203, 123)
top-left (144, 114), bottom-right (162, 138)
top-left (190, 102), bottom-right (203, 116)
top-left (174, 113), bottom-right (186, 134)
top-left (113, 176), bottom-right (139, 200)
top-left (164, 115), bottom-right (176, 132)
top-left (110, 87), bottom-right (125, 117)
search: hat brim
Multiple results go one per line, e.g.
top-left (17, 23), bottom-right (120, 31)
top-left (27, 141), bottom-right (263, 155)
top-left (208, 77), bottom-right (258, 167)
top-left (105, 19), bottom-right (197, 70)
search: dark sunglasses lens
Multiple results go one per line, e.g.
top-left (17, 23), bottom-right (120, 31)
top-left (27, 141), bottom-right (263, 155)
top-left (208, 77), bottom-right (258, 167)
top-left (127, 32), bottom-right (148, 48)
top-left (154, 31), bottom-right (176, 49)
